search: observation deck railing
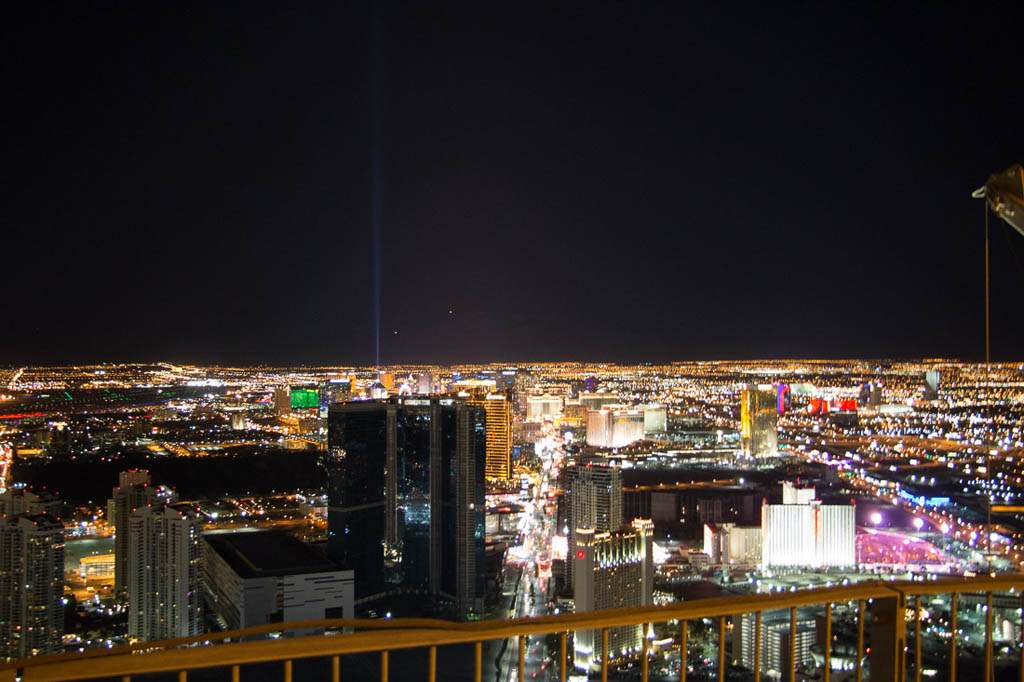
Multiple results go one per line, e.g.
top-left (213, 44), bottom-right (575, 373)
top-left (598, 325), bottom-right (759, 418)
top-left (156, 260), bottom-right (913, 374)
top-left (4, 574), bottom-right (1024, 682)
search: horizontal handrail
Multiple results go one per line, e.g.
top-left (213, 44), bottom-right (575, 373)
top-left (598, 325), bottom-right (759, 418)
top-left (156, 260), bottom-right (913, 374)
top-left (7, 574), bottom-right (1024, 681)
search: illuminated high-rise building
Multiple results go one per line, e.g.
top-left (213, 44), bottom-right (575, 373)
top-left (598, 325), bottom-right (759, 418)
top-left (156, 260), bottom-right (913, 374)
top-left (740, 385), bottom-right (778, 457)
top-left (1, 486), bottom-right (62, 519)
top-left (0, 510), bottom-right (64, 660)
top-left (566, 462), bottom-right (622, 589)
top-left (468, 393), bottom-right (512, 482)
top-left (573, 519), bottom-right (654, 670)
top-left (416, 373), bottom-right (434, 395)
top-left (761, 484), bottom-right (855, 569)
top-left (273, 387), bottom-right (291, 416)
top-left (325, 397), bottom-right (486, 619)
top-left (319, 378), bottom-right (352, 418)
top-left (110, 470), bottom-right (158, 602)
top-left (526, 394), bottom-right (563, 421)
top-left (579, 391), bottom-right (618, 411)
top-left (127, 504), bottom-right (202, 642)
top-left (733, 610), bottom-right (816, 675)
top-left (586, 407), bottom-right (644, 448)
top-left (642, 404), bottom-right (667, 436)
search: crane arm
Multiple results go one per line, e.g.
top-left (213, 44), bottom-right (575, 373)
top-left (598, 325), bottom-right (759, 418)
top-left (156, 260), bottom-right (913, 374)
top-left (973, 163), bottom-right (1024, 238)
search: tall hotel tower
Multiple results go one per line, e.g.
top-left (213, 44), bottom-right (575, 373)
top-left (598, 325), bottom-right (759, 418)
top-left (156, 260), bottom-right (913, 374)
top-left (740, 385), bottom-right (778, 457)
top-left (0, 489), bottom-right (64, 660)
top-left (127, 504), bottom-right (203, 641)
top-left (325, 397), bottom-right (486, 619)
top-left (565, 462), bottom-right (622, 590)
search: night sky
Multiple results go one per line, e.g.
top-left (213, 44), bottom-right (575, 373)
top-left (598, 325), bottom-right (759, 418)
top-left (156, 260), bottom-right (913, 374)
top-left (5, 3), bottom-right (1023, 366)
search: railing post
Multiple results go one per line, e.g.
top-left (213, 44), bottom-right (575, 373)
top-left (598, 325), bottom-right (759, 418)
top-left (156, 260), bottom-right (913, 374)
top-left (642, 628), bottom-right (649, 682)
top-left (601, 628), bottom-right (609, 682)
top-left (474, 641), bottom-right (482, 682)
top-left (560, 631), bottom-right (567, 682)
top-left (914, 596), bottom-right (922, 682)
top-left (680, 620), bottom-right (688, 682)
top-left (332, 656), bottom-right (339, 682)
top-left (718, 615), bottom-right (726, 682)
top-left (986, 592), bottom-right (994, 682)
top-left (755, 611), bottom-right (762, 681)
top-left (1019, 592), bottom-right (1024, 682)
top-left (950, 593), bottom-right (958, 682)
top-left (789, 607), bottom-right (797, 682)
top-left (824, 603), bottom-right (832, 682)
top-left (519, 636), bottom-right (526, 682)
top-left (284, 659), bottom-right (292, 682)
top-left (381, 650), bottom-right (389, 682)
top-left (429, 646), bottom-right (437, 682)
top-left (856, 600), bottom-right (865, 682)
top-left (870, 594), bottom-right (907, 682)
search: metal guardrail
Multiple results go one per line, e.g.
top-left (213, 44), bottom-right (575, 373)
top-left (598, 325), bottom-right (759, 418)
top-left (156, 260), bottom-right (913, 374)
top-left (4, 574), bottom-right (1024, 682)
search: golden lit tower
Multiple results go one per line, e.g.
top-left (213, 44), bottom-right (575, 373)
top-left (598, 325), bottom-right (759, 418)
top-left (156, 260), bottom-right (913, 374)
top-left (740, 384), bottom-right (778, 457)
top-left (468, 393), bottom-right (513, 482)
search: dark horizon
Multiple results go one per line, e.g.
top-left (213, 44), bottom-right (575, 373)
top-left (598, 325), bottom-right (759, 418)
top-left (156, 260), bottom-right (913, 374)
top-left (5, 2), bottom-right (1024, 366)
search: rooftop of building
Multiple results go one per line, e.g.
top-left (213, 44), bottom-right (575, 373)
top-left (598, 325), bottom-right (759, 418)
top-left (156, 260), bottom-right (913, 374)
top-left (204, 530), bottom-right (338, 579)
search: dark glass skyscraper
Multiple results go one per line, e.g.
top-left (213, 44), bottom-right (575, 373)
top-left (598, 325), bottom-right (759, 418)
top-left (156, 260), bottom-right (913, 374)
top-left (325, 397), bottom-right (485, 619)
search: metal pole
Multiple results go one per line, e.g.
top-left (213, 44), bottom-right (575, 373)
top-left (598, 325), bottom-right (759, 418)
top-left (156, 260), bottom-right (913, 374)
top-left (1019, 592), bottom-right (1024, 682)
top-left (642, 629), bottom-right (649, 682)
top-left (474, 642), bottom-right (482, 682)
top-left (755, 611), bottom-right (762, 682)
top-left (824, 603), bottom-right (832, 682)
top-left (560, 632), bottom-right (567, 682)
top-left (601, 628), bottom-right (609, 682)
top-left (519, 636), bottom-right (526, 682)
top-left (950, 593), bottom-right (958, 682)
top-left (856, 600), bottom-right (865, 682)
top-left (429, 646), bottom-right (437, 682)
top-left (789, 607), bottom-right (797, 682)
top-left (915, 597), bottom-right (922, 682)
top-left (717, 616), bottom-right (726, 681)
top-left (986, 592), bottom-right (994, 682)
top-left (681, 620), bottom-right (688, 682)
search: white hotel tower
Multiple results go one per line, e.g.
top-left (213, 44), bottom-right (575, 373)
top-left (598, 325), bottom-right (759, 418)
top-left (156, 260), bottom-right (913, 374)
top-left (761, 483), bottom-right (855, 569)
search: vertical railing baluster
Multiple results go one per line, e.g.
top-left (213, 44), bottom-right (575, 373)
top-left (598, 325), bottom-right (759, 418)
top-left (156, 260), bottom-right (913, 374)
top-left (178, 671), bottom-right (187, 682)
top-left (824, 603), bottom-right (831, 682)
top-left (1019, 592), bottom-right (1024, 682)
top-left (519, 635), bottom-right (526, 682)
top-left (560, 631), bottom-right (567, 682)
top-left (718, 616), bottom-right (726, 682)
top-left (642, 626), bottom-right (649, 682)
top-left (601, 628), bottom-right (609, 682)
top-left (381, 650), bottom-right (389, 682)
top-left (122, 676), bottom-right (131, 682)
top-left (950, 593), bottom-right (958, 682)
top-left (915, 596), bottom-right (922, 682)
top-left (474, 641), bottom-right (482, 682)
top-left (429, 646), bottom-right (437, 682)
top-left (284, 659), bottom-right (292, 682)
top-left (789, 607), bottom-right (797, 682)
top-left (986, 592), bottom-right (994, 682)
top-left (681, 620), bottom-right (688, 682)
top-left (755, 611), bottom-right (762, 682)
top-left (856, 600), bottom-right (865, 682)
top-left (232, 664), bottom-right (240, 682)
top-left (332, 655), bottom-right (340, 682)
